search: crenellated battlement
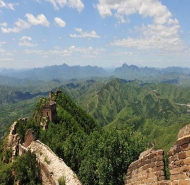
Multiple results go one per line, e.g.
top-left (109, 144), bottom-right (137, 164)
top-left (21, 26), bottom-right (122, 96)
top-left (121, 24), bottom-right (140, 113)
top-left (125, 124), bottom-right (190, 185)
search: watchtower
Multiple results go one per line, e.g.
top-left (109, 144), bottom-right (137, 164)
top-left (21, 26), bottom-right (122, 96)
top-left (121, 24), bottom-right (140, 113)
top-left (42, 101), bottom-right (57, 122)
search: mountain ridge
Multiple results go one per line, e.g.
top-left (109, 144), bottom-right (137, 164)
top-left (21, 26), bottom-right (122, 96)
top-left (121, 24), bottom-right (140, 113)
top-left (1, 63), bottom-right (190, 82)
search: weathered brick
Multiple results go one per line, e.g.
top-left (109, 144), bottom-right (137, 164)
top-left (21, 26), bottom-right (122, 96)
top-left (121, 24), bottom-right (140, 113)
top-left (169, 154), bottom-right (179, 163)
top-left (174, 159), bottom-right (184, 167)
top-left (171, 180), bottom-right (179, 185)
top-left (170, 167), bottom-right (181, 175)
top-left (176, 137), bottom-right (190, 147)
top-left (155, 161), bottom-right (164, 167)
top-left (184, 158), bottom-right (190, 165)
top-left (170, 173), bottom-right (187, 181)
top-left (168, 149), bottom-right (175, 157)
top-left (157, 176), bottom-right (165, 181)
top-left (186, 150), bottom-right (190, 157)
top-left (158, 181), bottom-right (171, 185)
top-left (150, 162), bottom-right (156, 168)
top-left (179, 179), bottom-right (190, 185)
top-left (155, 171), bottom-right (165, 177)
top-left (178, 151), bottom-right (186, 159)
top-left (157, 165), bottom-right (165, 170)
top-left (180, 143), bottom-right (188, 151)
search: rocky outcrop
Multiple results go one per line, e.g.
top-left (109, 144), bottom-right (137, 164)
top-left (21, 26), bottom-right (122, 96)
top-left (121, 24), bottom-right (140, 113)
top-left (8, 119), bottom-right (27, 161)
top-left (28, 140), bottom-right (82, 185)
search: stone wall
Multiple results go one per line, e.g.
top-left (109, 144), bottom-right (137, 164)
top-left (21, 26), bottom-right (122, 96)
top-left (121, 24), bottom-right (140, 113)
top-left (125, 149), bottom-right (167, 185)
top-left (28, 140), bottom-right (82, 185)
top-left (125, 124), bottom-right (190, 185)
top-left (168, 127), bottom-right (190, 184)
top-left (23, 129), bottom-right (36, 147)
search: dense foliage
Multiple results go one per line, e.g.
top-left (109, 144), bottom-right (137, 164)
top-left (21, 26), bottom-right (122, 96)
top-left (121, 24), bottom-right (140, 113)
top-left (38, 92), bottom-right (146, 184)
top-left (78, 129), bottom-right (145, 185)
top-left (75, 79), bottom-right (190, 151)
top-left (0, 151), bottom-right (41, 185)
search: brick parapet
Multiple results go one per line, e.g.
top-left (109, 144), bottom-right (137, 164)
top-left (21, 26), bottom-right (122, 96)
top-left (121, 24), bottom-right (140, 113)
top-left (125, 124), bottom-right (190, 185)
top-left (168, 135), bottom-right (190, 184)
top-left (125, 149), bottom-right (165, 185)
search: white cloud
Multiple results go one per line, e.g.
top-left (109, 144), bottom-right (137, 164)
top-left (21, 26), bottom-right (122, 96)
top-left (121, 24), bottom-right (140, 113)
top-left (7, 3), bottom-right (18, 10)
top-left (20, 36), bottom-right (32, 41)
top-left (68, 0), bottom-right (84, 12)
top-left (0, 48), bottom-right (5, 53)
top-left (1, 27), bottom-right (20, 33)
top-left (111, 23), bottom-right (184, 50)
top-left (0, 1), bottom-right (6, 8)
top-left (24, 49), bottom-right (44, 55)
top-left (1, 19), bottom-right (30, 33)
top-left (19, 36), bottom-right (37, 47)
top-left (1, 14), bottom-right (50, 33)
top-left (34, 0), bottom-right (41, 3)
top-left (0, 22), bottom-right (7, 27)
top-left (24, 46), bottom-right (104, 58)
top-left (46, 0), bottom-right (84, 11)
top-left (68, 46), bottom-right (104, 57)
top-left (54, 17), bottom-right (66, 27)
top-left (115, 14), bottom-right (130, 24)
top-left (0, 58), bottom-right (14, 61)
top-left (26, 14), bottom-right (50, 27)
top-left (96, 0), bottom-right (184, 51)
top-left (70, 28), bottom-right (100, 38)
top-left (69, 45), bottom-right (75, 50)
top-left (111, 51), bottom-right (133, 56)
top-left (0, 1), bottom-right (19, 10)
top-left (46, 0), bottom-right (67, 9)
top-left (96, 0), bottom-right (172, 25)
top-left (0, 41), bottom-right (6, 46)
top-left (15, 19), bottom-right (31, 29)
top-left (18, 41), bottom-right (37, 47)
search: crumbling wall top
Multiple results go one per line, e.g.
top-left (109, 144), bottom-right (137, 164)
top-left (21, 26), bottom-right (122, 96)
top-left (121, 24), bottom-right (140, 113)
top-left (177, 124), bottom-right (190, 139)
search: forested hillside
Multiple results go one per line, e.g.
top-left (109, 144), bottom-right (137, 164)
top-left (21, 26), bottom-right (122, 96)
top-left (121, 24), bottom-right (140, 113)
top-left (0, 91), bottom-right (145, 185)
top-left (72, 79), bottom-right (190, 151)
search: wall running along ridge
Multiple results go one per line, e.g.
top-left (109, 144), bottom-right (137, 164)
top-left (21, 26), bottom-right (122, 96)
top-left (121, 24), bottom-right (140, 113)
top-left (125, 124), bottom-right (190, 185)
top-left (7, 119), bottom-right (81, 185)
top-left (28, 140), bottom-right (82, 185)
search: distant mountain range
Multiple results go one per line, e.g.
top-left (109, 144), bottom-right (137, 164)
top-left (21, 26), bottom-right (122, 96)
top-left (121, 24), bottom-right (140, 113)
top-left (1, 63), bottom-right (190, 82)
top-left (0, 64), bottom-right (107, 81)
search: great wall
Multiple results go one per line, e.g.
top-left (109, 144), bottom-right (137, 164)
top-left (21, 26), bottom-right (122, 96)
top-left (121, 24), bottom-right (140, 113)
top-left (6, 90), bottom-right (190, 184)
top-left (8, 119), bottom-right (81, 185)
top-left (8, 119), bottom-right (190, 184)
top-left (125, 124), bottom-right (190, 185)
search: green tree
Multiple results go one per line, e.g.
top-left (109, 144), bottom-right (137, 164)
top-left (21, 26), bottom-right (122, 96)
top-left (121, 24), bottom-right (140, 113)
top-left (13, 151), bottom-right (41, 185)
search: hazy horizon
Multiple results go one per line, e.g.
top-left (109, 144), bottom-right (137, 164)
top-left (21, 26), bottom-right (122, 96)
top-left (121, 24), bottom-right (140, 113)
top-left (0, 63), bottom-right (190, 71)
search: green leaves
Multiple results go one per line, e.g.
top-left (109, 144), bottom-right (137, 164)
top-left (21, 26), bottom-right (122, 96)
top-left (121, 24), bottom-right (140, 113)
top-left (38, 91), bottom-right (145, 184)
top-left (13, 151), bottom-right (41, 185)
top-left (0, 151), bottom-right (41, 185)
top-left (78, 129), bottom-right (145, 185)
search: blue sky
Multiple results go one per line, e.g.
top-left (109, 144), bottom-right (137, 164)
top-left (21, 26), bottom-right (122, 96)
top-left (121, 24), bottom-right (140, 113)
top-left (0, 0), bottom-right (190, 69)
